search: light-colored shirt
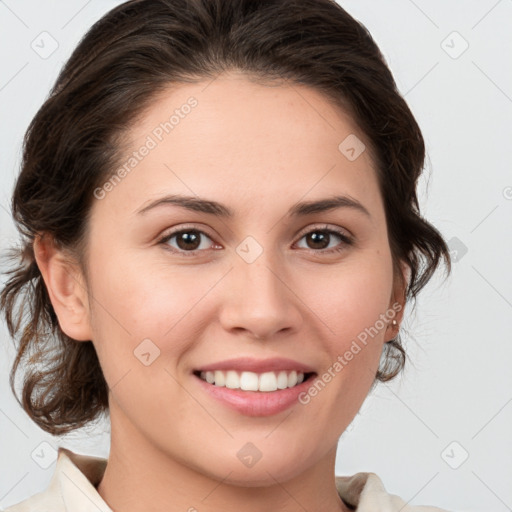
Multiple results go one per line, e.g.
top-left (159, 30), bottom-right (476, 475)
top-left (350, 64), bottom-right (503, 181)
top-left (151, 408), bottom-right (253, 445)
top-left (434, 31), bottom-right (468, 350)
top-left (4, 447), bottom-right (450, 511)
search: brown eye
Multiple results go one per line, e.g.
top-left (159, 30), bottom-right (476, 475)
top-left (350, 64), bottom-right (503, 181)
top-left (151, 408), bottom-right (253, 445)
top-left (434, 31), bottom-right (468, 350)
top-left (295, 226), bottom-right (353, 254)
top-left (159, 228), bottom-right (215, 255)
top-left (174, 231), bottom-right (202, 251)
top-left (305, 231), bottom-right (331, 250)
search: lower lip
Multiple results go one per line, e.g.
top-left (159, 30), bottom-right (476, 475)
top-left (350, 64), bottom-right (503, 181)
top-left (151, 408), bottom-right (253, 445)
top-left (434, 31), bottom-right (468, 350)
top-left (193, 373), bottom-right (316, 416)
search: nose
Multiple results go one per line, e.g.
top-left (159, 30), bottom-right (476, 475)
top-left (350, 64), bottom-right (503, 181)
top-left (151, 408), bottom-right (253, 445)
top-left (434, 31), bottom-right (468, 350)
top-left (218, 249), bottom-right (303, 340)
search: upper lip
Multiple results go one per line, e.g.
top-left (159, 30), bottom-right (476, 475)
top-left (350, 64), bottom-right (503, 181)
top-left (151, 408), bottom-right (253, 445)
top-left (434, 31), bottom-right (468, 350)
top-left (194, 357), bottom-right (316, 374)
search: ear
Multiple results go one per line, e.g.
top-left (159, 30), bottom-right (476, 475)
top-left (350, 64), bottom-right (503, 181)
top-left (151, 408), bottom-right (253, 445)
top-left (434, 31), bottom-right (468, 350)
top-left (33, 233), bottom-right (93, 342)
top-left (385, 260), bottom-right (409, 342)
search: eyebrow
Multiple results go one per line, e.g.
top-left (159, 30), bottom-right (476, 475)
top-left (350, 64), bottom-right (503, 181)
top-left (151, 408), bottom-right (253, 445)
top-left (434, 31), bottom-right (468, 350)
top-left (135, 194), bottom-right (371, 218)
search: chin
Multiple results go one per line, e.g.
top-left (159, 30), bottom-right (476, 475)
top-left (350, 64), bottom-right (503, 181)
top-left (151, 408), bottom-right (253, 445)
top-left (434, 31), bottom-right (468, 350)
top-left (207, 450), bottom-right (313, 487)
top-left (218, 465), bottom-right (305, 488)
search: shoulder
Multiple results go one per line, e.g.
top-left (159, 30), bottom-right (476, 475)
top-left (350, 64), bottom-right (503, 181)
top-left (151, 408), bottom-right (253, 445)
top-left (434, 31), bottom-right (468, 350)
top-left (336, 472), bottom-right (451, 511)
top-left (3, 447), bottom-right (110, 512)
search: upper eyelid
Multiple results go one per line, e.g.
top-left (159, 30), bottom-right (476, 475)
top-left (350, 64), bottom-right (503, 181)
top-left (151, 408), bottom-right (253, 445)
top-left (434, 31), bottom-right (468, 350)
top-left (295, 223), bottom-right (352, 239)
top-left (163, 223), bottom-right (215, 240)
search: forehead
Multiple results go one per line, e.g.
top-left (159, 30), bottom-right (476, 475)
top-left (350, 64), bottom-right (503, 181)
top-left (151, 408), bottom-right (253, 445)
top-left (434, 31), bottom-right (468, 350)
top-left (93, 71), bottom-right (383, 222)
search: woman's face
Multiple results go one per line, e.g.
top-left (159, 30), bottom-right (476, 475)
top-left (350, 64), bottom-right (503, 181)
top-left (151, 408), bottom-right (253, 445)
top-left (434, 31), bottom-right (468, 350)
top-left (81, 72), bottom-right (404, 485)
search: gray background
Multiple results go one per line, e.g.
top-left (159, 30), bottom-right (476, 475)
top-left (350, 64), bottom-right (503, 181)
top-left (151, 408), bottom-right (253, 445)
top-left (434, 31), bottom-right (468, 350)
top-left (1, 1), bottom-right (511, 511)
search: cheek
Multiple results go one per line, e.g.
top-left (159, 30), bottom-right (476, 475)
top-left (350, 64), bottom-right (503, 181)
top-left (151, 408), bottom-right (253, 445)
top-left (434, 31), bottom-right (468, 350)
top-left (87, 252), bottom-right (217, 367)
top-left (304, 254), bottom-right (394, 346)
top-left (297, 252), bottom-right (393, 411)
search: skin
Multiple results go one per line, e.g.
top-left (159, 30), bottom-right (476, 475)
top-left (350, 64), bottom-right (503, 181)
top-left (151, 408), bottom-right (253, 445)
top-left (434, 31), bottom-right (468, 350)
top-left (34, 71), bottom-right (406, 512)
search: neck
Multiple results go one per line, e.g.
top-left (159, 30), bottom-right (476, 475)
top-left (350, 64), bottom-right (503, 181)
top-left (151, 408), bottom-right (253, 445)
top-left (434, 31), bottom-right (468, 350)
top-left (97, 405), bottom-right (351, 512)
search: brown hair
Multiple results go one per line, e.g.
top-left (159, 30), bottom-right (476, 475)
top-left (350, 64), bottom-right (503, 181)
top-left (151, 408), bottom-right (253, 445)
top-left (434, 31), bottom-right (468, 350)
top-left (0, 0), bottom-right (451, 435)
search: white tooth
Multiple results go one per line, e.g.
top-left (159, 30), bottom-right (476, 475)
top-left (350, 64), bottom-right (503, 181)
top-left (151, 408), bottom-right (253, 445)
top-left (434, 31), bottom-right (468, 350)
top-left (225, 370), bottom-right (240, 389)
top-left (287, 370), bottom-right (298, 387)
top-left (214, 370), bottom-right (226, 387)
top-left (240, 371), bottom-right (259, 391)
top-left (200, 371), bottom-right (206, 381)
top-left (209, 369), bottom-right (306, 391)
top-left (276, 371), bottom-right (288, 389)
top-left (259, 372), bottom-right (278, 392)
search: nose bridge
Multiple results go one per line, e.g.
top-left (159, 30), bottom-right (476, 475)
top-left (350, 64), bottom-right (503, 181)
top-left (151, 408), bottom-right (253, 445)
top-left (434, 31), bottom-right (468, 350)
top-left (220, 236), bottom-right (301, 338)
top-left (236, 238), bottom-right (286, 309)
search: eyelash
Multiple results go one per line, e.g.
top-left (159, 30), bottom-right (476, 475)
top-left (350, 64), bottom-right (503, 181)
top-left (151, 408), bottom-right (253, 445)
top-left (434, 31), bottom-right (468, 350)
top-left (157, 224), bottom-right (354, 258)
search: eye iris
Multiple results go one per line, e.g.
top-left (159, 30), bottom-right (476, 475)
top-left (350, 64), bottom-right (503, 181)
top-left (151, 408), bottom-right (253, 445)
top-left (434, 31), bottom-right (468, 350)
top-left (177, 231), bottom-right (201, 250)
top-left (307, 231), bottom-right (330, 250)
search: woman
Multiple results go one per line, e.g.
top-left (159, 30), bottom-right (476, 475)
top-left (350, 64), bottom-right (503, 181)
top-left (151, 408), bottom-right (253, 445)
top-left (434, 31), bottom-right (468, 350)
top-left (0, 0), bottom-right (452, 510)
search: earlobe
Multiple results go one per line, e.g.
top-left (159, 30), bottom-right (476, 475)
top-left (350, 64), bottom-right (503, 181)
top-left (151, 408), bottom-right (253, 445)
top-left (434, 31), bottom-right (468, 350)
top-left (33, 234), bottom-right (92, 342)
top-left (385, 260), bottom-right (409, 341)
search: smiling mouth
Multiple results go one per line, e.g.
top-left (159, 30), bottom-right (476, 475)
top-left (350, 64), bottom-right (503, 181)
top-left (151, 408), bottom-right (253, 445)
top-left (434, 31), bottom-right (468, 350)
top-left (193, 369), bottom-right (316, 392)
